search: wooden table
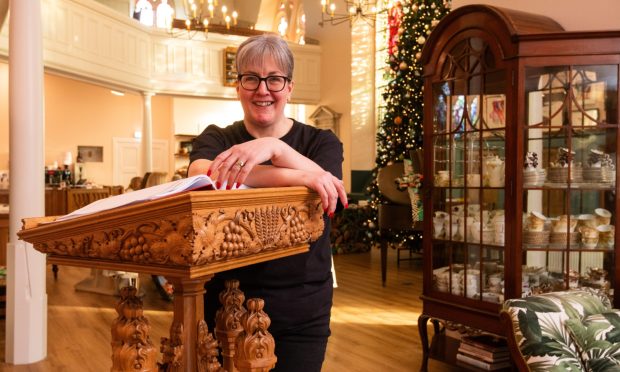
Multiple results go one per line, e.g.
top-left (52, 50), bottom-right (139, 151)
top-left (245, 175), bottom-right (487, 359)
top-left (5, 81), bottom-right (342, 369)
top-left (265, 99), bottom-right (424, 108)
top-left (19, 187), bottom-right (324, 371)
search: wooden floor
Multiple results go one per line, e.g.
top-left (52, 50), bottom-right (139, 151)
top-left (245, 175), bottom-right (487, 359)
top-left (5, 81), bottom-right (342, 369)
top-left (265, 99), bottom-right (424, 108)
top-left (0, 248), bottom-right (461, 371)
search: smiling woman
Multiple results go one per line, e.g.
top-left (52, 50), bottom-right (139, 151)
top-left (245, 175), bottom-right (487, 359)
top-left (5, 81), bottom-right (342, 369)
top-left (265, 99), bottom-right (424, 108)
top-left (188, 33), bottom-right (347, 372)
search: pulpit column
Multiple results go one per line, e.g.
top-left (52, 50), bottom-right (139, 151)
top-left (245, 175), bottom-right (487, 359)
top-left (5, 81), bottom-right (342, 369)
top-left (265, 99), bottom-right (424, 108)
top-left (161, 275), bottom-right (214, 371)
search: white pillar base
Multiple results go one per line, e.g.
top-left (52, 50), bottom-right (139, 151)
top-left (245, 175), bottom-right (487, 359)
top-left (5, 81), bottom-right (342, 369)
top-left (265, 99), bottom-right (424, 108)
top-left (5, 242), bottom-right (47, 364)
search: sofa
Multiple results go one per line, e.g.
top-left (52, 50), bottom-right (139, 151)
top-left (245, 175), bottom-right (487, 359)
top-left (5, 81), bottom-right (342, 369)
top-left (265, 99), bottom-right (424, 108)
top-left (500, 288), bottom-right (620, 371)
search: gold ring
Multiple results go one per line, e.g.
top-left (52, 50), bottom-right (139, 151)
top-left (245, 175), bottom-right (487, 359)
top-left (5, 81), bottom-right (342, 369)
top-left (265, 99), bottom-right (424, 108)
top-left (236, 160), bottom-right (245, 168)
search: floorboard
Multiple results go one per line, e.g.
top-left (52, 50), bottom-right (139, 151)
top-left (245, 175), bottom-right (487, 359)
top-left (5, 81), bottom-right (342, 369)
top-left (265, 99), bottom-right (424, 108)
top-left (0, 248), bottom-right (461, 371)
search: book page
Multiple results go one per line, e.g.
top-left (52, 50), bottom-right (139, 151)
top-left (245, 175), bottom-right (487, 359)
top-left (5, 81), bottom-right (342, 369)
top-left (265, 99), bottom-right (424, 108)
top-left (54, 175), bottom-right (248, 222)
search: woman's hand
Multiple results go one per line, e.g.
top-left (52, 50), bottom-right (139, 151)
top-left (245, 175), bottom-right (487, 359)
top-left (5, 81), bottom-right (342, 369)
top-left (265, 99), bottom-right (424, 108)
top-left (301, 170), bottom-right (348, 216)
top-left (208, 138), bottom-right (283, 189)
top-left (203, 138), bottom-right (347, 215)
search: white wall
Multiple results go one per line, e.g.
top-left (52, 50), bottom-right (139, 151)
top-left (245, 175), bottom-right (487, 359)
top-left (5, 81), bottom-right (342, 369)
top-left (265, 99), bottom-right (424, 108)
top-left (173, 97), bottom-right (244, 135)
top-left (452, 0), bottom-right (620, 30)
top-left (303, 2), bottom-right (353, 189)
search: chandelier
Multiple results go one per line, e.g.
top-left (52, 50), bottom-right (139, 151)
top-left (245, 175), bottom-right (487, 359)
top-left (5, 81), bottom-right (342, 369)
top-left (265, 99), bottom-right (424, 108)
top-left (166, 0), bottom-right (239, 37)
top-left (319, 0), bottom-right (380, 27)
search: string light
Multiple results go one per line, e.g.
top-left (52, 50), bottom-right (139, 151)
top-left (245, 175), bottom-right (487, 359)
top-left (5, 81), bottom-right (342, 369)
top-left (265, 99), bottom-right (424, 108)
top-left (366, 0), bottom-right (451, 248)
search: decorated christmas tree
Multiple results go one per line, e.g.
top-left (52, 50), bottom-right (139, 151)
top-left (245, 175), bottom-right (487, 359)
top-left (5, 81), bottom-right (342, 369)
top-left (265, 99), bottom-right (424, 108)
top-left (366, 0), bottom-right (451, 248)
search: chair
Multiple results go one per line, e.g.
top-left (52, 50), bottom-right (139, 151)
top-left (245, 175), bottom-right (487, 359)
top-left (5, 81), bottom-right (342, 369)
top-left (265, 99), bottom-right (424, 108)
top-left (126, 176), bottom-right (143, 192)
top-left (376, 160), bottom-right (422, 286)
top-left (500, 288), bottom-right (615, 372)
top-left (106, 185), bottom-right (125, 196)
top-left (66, 188), bottom-right (111, 213)
top-left (140, 172), bottom-right (167, 189)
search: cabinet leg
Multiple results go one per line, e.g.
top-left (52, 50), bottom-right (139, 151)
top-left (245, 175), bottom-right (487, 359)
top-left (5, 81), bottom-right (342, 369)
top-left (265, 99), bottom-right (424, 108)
top-left (418, 314), bottom-right (431, 372)
top-left (432, 318), bottom-right (441, 335)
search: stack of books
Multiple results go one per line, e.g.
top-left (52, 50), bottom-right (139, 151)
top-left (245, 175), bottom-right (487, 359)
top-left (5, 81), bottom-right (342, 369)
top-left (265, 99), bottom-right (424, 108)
top-left (456, 334), bottom-right (511, 371)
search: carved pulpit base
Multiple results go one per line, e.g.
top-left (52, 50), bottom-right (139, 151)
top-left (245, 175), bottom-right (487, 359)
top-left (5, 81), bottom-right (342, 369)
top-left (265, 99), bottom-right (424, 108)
top-left (110, 278), bottom-right (277, 372)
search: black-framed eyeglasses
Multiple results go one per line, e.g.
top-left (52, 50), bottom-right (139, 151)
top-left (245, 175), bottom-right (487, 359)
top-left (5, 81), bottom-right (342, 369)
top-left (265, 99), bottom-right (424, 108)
top-left (238, 74), bottom-right (290, 92)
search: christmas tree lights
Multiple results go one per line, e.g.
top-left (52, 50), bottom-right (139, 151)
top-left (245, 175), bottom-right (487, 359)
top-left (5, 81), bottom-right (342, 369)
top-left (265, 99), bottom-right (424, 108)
top-left (366, 0), bottom-right (451, 248)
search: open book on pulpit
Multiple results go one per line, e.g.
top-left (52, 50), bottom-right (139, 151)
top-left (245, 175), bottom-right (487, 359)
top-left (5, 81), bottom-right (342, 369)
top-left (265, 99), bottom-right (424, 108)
top-left (55, 174), bottom-right (248, 222)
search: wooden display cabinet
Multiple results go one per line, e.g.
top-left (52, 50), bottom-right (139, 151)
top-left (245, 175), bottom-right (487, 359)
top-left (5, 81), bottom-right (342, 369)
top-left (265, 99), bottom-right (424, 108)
top-left (418, 4), bottom-right (620, 370)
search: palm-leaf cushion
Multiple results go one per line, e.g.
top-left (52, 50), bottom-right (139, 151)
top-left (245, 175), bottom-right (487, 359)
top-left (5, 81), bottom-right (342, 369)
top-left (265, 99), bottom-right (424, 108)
top-left (503, 289), bottom-right (611, 372)
top-left (566, 310), bottom-right (620, 372)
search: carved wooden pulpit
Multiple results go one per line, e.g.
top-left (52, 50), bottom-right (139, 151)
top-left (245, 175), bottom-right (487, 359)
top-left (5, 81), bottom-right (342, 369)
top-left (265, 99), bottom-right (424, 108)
top-left (18, 187), bottom-right (324, 371)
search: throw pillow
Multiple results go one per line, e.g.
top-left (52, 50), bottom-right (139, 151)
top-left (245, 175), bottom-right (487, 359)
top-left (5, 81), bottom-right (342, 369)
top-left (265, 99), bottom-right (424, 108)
top-left (503, 289), bottom-right (610, 372)
top-left (566, 310), bottom-right (620, 372)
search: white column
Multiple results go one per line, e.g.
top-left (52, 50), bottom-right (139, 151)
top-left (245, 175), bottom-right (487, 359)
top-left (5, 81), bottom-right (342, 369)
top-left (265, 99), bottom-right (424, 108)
top-left (142, 92), bottom-right (154, 173)
top-left (6, 0), bottom-right (48, 364)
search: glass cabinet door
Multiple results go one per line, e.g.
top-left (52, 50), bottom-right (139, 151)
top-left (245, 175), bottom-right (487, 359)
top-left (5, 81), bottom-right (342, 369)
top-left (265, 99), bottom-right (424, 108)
top-left (522, 65), bottom-right (618, 299)
top-left (430, 37), bottom-right (507, 304)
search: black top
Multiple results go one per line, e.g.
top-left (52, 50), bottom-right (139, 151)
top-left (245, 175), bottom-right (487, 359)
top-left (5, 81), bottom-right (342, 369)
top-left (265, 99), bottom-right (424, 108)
top-left (190, 119), bottom-right (343, 335)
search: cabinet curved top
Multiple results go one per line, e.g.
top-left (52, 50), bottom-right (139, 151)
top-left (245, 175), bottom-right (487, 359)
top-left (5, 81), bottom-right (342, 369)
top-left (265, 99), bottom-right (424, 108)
top-left (421, 4), bottom-right (564, 68)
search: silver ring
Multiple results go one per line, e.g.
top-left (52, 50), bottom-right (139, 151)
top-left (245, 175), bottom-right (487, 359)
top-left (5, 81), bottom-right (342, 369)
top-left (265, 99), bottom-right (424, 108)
top-left (236, 160), bottom-right (245, 168)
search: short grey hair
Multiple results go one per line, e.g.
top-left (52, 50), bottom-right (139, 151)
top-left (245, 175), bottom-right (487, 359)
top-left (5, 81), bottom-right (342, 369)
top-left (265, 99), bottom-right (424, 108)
top-left (235, 34), bottom-right (294, 79)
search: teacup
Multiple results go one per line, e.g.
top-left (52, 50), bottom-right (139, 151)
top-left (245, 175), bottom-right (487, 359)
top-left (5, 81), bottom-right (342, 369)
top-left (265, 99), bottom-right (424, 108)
top-left (597, 225), bottom-right (615, 246)
top-left (580, 225), bottom-right (599, 248)
top-left (526, 211), bottom-right (546, 232)
top-left (580, 225), bottom-right (599, 239)
top-left (552, 215), bottom-right (577, 233)
top-left (595, 208), bottom-right (612, 226)
top-left (578, 214), bottom-right (597, 228)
